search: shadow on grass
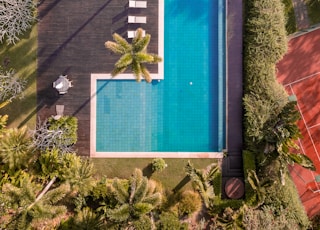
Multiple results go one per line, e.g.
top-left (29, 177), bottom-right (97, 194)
top-left (172, 176), bottom-right (190, 193)
top-left (142, 163), bottom-right (153, 179)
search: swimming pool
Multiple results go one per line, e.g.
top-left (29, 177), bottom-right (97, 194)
top-left (92, 0), bottom-right (225, 156)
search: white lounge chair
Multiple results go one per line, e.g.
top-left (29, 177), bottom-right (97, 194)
top-left (53, 104), bottom-right (64, 120)
top-left (127, 30), bottom-right (146, 38)
top-left (128, 16), bottom-right (147, 24)
top-left (129, 0), bottom-right (147, 8)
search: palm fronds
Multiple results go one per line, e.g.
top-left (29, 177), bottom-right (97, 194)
top-left (105, 28), bottom-right (162, 83)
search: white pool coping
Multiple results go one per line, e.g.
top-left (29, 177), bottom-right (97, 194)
top-left (89, 0), bottom-right (223, 158)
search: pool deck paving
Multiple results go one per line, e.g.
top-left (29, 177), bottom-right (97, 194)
top-left (37, 0), bottom-right (243, 161)
top-left (37, 0), bottom-right (159, 156)
top-left (221, 0), bottom-right (244, 198)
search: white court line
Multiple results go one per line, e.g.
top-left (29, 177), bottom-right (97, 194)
top-left (308, 122), bottom-right (320, 130)
top-left (283, 71), bottom-right (320, 87)
top-left (289, 85), bottom-right (320, 163)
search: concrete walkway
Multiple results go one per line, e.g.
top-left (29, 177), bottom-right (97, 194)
top-left (292, 0), bottom-right (310, 29)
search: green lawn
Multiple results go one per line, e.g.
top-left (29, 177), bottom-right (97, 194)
top-left (92, 158), bottom-right (219, 192)
top-left (0, 25), bottom-right (37, 129)
top-left (306, 0), bottom-right (320, 25)
top-left (282, 0), bottom-right (297, 34)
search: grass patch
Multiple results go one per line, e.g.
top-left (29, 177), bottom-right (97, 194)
top-left (0, 25), bottom-right (37, 129)
top-left (282, 0), bottom-right (297, 34)
top-left (306, 0), bottom-right (320, 25)
top-left (92, 158), bottom-right (219, 192)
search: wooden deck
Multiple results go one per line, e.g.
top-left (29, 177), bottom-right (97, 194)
top-left (37, 0), bottom-right (159, 156)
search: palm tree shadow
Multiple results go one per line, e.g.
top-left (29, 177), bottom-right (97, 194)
top-left (172, 176), bottom-right (190, 193)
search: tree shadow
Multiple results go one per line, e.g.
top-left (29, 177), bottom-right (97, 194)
top-left (172, 176), bottom-right (190, 193)
top-left (142, 163), bottom-right (153, 179)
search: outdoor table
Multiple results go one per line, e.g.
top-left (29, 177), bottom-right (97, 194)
top-left (53, 75), bottom-right (70, 94)
top-left (225, 177), bottom-right (244, 199)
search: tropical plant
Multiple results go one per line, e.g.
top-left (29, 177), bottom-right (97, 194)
top-left (1, 175), bottom-right (69, 229)
top-left (58, 153), bottom-right (95, 196)
top-left (58, 207), bottom-right (106, 230)
top-left (105, 28), bottom-right (162, 83)
top-left (0, 0), bottom-right (37, 44)
top-left (216, 206), bottom-right (245, 230)
top-left (105, 168), bottom-right (162, 227)
top-left (246, 170), bottom-right (272, 208)
top-left (185, 161), bottom-right (218, 208)
top-left (263, 101), bottom-right (314, 169)
top-left (0, 126), bottom-right (34, 174)
top-left (36, 150), bottom-right (95, 196)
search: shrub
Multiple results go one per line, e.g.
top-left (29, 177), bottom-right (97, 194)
top-left (48, 116), bottom-right (78, 146)
top-left (33, 116), bottom-right (78, 154)
top-left (243, 151), bottom-right (257, 206)
top-left (132, 215), bottom-right (153, 230)
top-left (243, 205), bottom-right (308, 230)
top-left (177, 190), bottom-right (202, 217)
top-left (151, 158), bottom-right (167, 172)
top-left (243, 0), bottom-right (289, 149)
top-left (156, 212), bottom-right (188, 230)
top-left (262, 169), bottom-right (310, 228)
top-left (310, 215), bottom-right (320, 230)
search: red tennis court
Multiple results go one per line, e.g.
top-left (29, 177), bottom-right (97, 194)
top-left (277, 28), bottom-right (320, 217)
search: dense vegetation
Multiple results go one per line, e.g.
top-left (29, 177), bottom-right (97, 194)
top-left (242, 0), bottom-right (313, 229)
top-left (1, 0), bottom-right (319, 229)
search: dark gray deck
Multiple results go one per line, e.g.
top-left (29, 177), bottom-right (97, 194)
top-left (37, 0), bottom-right (158, 156)
top-left (222, 0), bottom-right (244, 198)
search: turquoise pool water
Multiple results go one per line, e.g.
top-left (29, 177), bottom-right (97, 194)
top-left (96, 0), bottom-right (225, 152)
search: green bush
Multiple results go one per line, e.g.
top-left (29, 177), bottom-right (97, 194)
top-left (151, 158), bottom-right (167, 172)
top-left (244, 0), bottom-right (289, 148)
top-left (132, 215), bottom-right (153, 230)
top-left (156, 212), bottom-right (188, 230)
top-left (244, 0), bottom-right (287, 64)
top-left (48, 116), bottom-right (78, 146)
top-left (243, 151), bottom-right (257, 206)
top-left (263, 171), bottom-right (310, 228)
top-left (310, 215), bottom-right (320, 230)
top-left (243, 205), bottom-right (306, 229)
top-left (177, 190), bottom-right (201, 217)
top-left (282, 0), bottom-right (297, 34)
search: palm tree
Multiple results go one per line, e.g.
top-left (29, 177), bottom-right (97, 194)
top-left (185, 161), bottom-right (218, 208)
top-left (105, 28), bottom-right (162, 83)
top-left (106, 168), bottom-right (162, 228)
top-left (0, 126), bottom-right (34, 173)
top-left (67, 207), bottom-right (106, 230)
top-left (1, 175), bottom-right (69, 229)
